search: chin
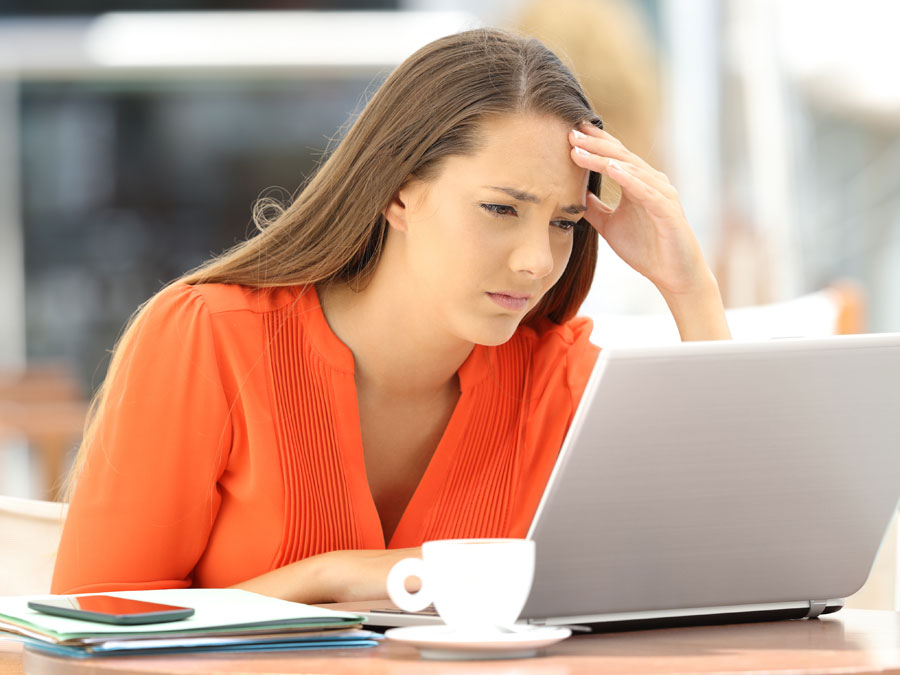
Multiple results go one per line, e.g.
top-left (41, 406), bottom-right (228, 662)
top-left (465, 316), bottom-right (523, 347)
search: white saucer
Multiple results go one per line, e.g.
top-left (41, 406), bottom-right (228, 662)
top-left (383, 624), bottom-right (572, 660)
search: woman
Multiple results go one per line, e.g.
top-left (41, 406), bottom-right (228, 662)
top-left (52, 28), bottom-right (730, 603)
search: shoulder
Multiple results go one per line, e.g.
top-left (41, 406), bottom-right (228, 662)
top-left (130, 283), bottom-right (308, 356)
top-left (507, 316), bottom-right (600, 406)
top-left (527, 315), bottom-right (596, 350)
top-left (509, 315), bottom-right (599, 366)
top-left (484, 315), bottom-right (599, 386)
top-left (148, 282), bottom-right (304, 318)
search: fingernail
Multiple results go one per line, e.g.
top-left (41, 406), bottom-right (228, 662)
top-left (607, 159), bottom-right (622, 172)
top-left (574, 146), bottom-right (590, 157)
top-left (572, 129), bottom-right (587, 140)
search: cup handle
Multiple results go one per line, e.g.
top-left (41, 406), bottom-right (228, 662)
top-left (386, 557), bottom-right (431, 612)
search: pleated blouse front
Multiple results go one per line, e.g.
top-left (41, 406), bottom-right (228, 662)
top-left (52, 282), bottom-right (599, 594)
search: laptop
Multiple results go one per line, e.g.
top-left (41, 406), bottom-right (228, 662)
top-left (335, 333), bottom-right (900, 630)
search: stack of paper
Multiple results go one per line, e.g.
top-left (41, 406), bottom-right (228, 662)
top-left (0, 588), bottom-right (382, 657)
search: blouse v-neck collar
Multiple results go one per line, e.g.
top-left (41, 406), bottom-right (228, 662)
top-left (296, 285), bottom-right (492, 391)
top-left (292, 285), bottom-right (492, 548)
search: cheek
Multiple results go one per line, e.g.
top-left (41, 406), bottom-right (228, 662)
top-left (411, 207), bottom-right (491, 283)
top-left (432, 210), bottom-right (504, 266)
top-left (549, 233), bottom-right (575, 282)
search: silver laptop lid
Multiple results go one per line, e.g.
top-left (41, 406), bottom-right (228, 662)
top-left (523, 333), bottom-right (900, 621)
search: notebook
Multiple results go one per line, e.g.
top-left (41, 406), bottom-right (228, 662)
top-left (350, 332), bottom-right (900, 630)
top-left (0, 589), bottom-right (380, 656)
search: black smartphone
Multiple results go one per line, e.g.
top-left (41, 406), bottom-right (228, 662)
top-left (27, 595), bottom-right (194, 625)
top-left (587, 116), bottom-right (604, 201)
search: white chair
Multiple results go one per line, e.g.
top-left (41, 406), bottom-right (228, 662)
top-left (588, 280), bottom-right (866, 346)
top-left (0, 495), bottom-right (67, 596)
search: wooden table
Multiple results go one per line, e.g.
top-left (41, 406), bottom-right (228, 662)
top-left (2, 609), bottom-right (899, 674)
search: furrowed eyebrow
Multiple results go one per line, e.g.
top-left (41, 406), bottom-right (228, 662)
top-left (484, 185), bottom-right (586, 216)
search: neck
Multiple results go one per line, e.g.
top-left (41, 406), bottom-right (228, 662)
top-left (318, 271), bottom-right (474, 400)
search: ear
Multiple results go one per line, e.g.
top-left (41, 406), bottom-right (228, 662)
top-left (382, 188), bottom-right (410, 234)
top-left (383, 175), bottom-right (426, 234)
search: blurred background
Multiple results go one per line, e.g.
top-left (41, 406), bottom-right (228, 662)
top-left (0, 1), bottom-right (897, 503)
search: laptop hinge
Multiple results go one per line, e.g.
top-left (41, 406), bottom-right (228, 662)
top-left (805, 600), bottom-right (828, 619)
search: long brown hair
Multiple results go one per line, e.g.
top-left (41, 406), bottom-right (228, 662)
top-left (64, 27), bottom-right (601, 497)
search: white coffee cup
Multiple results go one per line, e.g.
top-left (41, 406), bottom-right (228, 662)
top-left (386, 538), bottom-right (535, 633)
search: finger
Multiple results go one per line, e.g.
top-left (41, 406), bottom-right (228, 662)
top-left (571, 145), bottom-right (677, 201)
top-left (571, 127), bottom-right (663, 178)
top-left (601, 159), bottom-right (676, 220)
top-left (605, 159), bottom-right (658, 201)
top-left (571, 145), bottom-right (678, 200)
top-left (577, 121), bottom-right (629, 148)
top-left (577, 122), bottom-right (626, 150)
top-left (571, 129), bottom-right (662, 179)
top-left (609, 159), bottom-right (679, 202)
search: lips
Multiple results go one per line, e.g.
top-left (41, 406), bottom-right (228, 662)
top-left (487, 292), bottom-right (531, 311)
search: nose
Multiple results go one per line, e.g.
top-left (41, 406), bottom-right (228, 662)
top-left (508, 221), bottom-right (554, 280)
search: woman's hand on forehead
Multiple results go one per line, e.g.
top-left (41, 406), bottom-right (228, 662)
top-left (568, 123), bottom-right (730, 342)
top-left (568, 123), bottom-right (711, 298)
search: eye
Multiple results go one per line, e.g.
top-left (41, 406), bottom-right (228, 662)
top-left (481, 203), bottom-right (517, 217)
top-left (552, 219), bottom-right (578, 232)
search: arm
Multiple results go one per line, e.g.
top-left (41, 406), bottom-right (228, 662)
top-left (569, 126), bottom-right (731, 342)
top-left (659, 273), bottom-right (732, 342)
top-left (53, 285), bottom-right (231, 593)
top-left (230, 547), bottom-right (422, 604)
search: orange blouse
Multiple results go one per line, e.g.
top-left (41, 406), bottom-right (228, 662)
top-left (52, 283), bottom-right (599, 594)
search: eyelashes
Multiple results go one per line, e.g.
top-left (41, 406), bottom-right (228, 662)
top-left (481, 203), bottom-right (517, 217)
top-left (479, 203), bottom-right (577, 232)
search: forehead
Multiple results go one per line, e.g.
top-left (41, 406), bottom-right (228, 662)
top-left (439, 113), bottom-right (588, 198)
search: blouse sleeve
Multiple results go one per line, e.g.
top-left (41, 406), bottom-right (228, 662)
top-left (52, 284), bottom-right (232, 593)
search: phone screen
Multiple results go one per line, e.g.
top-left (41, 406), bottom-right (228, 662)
top-left (28, 594), bottom-right (194, 625)
top-left (56, 595), bottom-right (188, 615)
